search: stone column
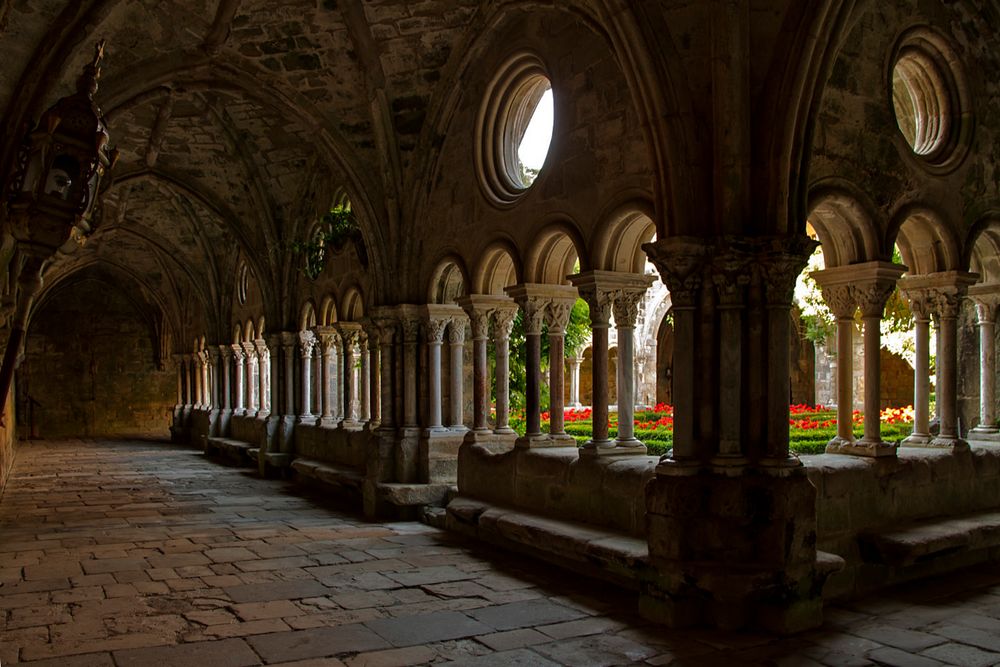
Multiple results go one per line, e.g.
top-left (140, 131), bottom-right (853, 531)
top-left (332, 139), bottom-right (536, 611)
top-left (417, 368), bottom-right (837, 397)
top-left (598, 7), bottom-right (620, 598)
top-left (315, 327), bottom-right (339, 427)
top-left (575, 281), bottom-right (614, 453)
top-left (568, 355), bottom-right (582, 408)
top-left (493, 306), bottom-right (518, 434)
top-left (505, 286), bottom-right (548, 447)
top-left (298, 331), bottom-right (316, 423)
top-left (231, 344), bottom-right (245, 415)
top-left (191, 354), bottom-right (203, 409)
top-left (900, 287), bottom-right (934, 445)
top-left (546, 298), bottom-right (575, 445)
top-left (402, 316), bottom-right (421, 428)
top-left (359, 334), bottom-right (371, 422)
top-left (254, 339), bottom-right (270, 417)
top-left (813, 279), bottom-right (856, 450)
top-left (460, 303), bottom-right (492, 435)
top-left (375, 319), bottom-right (396, 430)
top-left (281, 333), bottom-right (296, 417)
top-left (339, 324), bottom-right (363, 428)
top-left (368, 329), bottom-right (381, 425)
top-left (970, 291), bottom-right (999, 437)
top-left (932, 289), bottom-right (966, 449)
top-left (242, 341), bottom-right (258, 416)
top-left (267, 334), bottom-right (281, 418)
top-left (200, 352), bottom-right (211, 409)
top-left (447, 317), bottom-right (467, 431)
top-left (612, 289), bottom-right (650, 453)
top-left (423, 315), bottom-right (449, 432)
top-left (174, 354), bottom-right (184, 415)
top-left (219, 345), bottom-right (232, 418)
top-left (903, 272), bottom-right (977, 450)
top-left (854, 277), bottom-right (900, 455)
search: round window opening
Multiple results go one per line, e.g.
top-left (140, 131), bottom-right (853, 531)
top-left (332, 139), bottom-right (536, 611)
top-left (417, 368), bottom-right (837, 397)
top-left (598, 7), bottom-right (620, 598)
top-left (477, 53), bottom-right (554, 206)
top-left (889, 31), bottom-right (969, 168)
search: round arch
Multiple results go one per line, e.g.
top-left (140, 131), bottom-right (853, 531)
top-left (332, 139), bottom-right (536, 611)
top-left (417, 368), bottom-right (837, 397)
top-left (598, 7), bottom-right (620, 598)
top-left (889, 206), bottom-right (962, 275)
top-left (807, 184), bottom-right (883, 267)
top-left (341, 287), bottom-right (365, 322)
top-left (299, 301), bottom-right (318, 331)
top-left (474, 241), bottom-right (521, 295)
top-left (591, 201), bottom-right (657, 273)
top-left (428, 256), bottom-right (469, 304)
top-left (319, 295), bottom-right (339, 326)
top-left (525, 220), bottom-right (586, 284)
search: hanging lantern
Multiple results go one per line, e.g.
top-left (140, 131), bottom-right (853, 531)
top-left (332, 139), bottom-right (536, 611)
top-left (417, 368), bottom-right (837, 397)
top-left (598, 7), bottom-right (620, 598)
top-left (5, 39), bottom-right (118, 256)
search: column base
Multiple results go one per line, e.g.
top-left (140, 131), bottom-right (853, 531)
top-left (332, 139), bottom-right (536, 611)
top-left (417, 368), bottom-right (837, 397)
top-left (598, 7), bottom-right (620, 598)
top-left (514, 433), bottom-right (559, 448)
top-left (449, 425), bottom-right (469, 434)
top-left (579, 439), bottom-right (646, 457)
top-left (968, 430), bottom-right (1000, 443)
top-left (901, 433), bottom-right (934, 446)
top-left (319, 416), bottom-right (338, 428)
top-left (547, 433), bottom-right (577, 446)
top-left (340, 419), bottom-right (364, 432)
top-left (492, 426), bottom-right (517, 436)
top-left (930, 436), bottom-right (970, 452)
top-left (826, 438), bottom-right (897, 457)
top-left (296, 414), bottom-right (315, 425)
top-left (276, 415), bottom-right (296, 454)
top-left (255, 411), bottom-right (271, 421)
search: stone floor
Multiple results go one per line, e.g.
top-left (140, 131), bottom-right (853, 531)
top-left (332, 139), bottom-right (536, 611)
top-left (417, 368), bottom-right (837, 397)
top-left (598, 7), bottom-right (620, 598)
top-left (2, 440), bottom-right (1000, 666)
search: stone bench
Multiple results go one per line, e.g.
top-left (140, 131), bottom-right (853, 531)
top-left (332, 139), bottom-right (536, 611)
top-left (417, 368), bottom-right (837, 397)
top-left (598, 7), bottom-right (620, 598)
top-left (205, 437), bottom-right (255, 465)
top-left (246, 448), bottom-right (291, 471)
top-left (446, 495), bottom-right (650, 588)
top-left (290, 457), bottom-right (366, 495)
top-left (858, 511), bottom-right (1000, 566)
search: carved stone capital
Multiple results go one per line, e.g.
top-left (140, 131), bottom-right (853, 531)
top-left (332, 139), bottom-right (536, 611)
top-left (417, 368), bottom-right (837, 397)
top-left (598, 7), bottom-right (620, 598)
top-left (469, 309), bottom-right (491, 340)
top-left (974, 297), bottom-right (1000, 325)
top-left (518, 296), bottom-right (548, 335)
top-left (401, 317), bottom-right (421, 343)
top-left (711, 238), bottom-right (754, 305)
top-left (493, 307), bottom-right (518, 339)
top-left (231, 344), bottom-right (245, 362)
top-left (447, 317), bottom-right (467, 344)
top-left (933, 288), bottom-right (964, 319)
top-left (576, 285), bottom-right (613, 327)
top-left (900, 287), bottom-right (935, 321)
top-left (219, 344), bottom-right (233, 360)
top-left (424, 317), bottom-right (449, 343)
top-left (298, 330), bottom-right (316, 357)
top-left (546, 299), bottom-right (575, 334)
top-left (757, 235), bottom-right (819, 306)
top-left (253, 339), bottom-right (270, 361)
top-left (611, 289), bottom-right (644, 328)
top-left (643, 237), bottom-right (711, 308)
top-left (855, 279), bottom-right (898, 319)
top-left (819, 284), bottom-right (856, 320)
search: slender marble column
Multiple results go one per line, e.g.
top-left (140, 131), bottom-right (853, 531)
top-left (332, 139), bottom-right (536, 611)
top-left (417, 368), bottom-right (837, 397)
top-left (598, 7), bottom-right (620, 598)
top-left (298, 331), bottom-right (316, 422)
top-left (359, 335), bottom-right (371, 422)
top-left (368, 331), bottom-right (381, 425)
top-left (242, 342), bottom-right (258, 416)
top-left (447, 318), bottom-right (466, 430)
top-left (200, 352), bottom-right (210, 409)
top-left (546, 299), bottom-right (574, 443)
top-left (855, 280), bottom-right (897, 452)
top-left (466, 308), bottom-right (492, 433)
top-left (568, 356), bottom-right (582, 408)
top-left (192, 354), bottom-right (203, 409)
top-left (493, 308), bottom-right (517, 434)
top-left (932, 290), bottom-right (965, 449)
top-left (402, 318), bottom-right (420, 428)
top-left (376, 320), bottom-right (395, 429)
top-left (174, 355), bottom-right (184, 413)
top-left (231, 345), bottom-right (246, 415)
top-left (317, 329), bottom-right (339, 427)
top-left (341, 328), bottom-right (361, 427)
top-left (255, 340), bottom-right (270, 417)
top-left (612, 291), bottom-right (645, 451)
top-left (817, 284), bottom-right (856, 448)
top-left (972, 297), bottom-right (999, 435)
top-left (267, 334), bottom-right (281, 419)
top-left (424, 317), bottom-right (449, 432)
top-left (519, 297), bottom-right (547, 443)
top-left (576, 285), bottom-right (614, 451)
top-left (902, 291), bottom-right (933, 444)
top-left (281, 335), bottom-right (296, 417)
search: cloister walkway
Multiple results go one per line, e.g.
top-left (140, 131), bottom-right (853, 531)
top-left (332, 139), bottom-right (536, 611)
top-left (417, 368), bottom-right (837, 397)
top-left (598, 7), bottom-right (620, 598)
top-left (1, 439), bottom-right (1000, 666)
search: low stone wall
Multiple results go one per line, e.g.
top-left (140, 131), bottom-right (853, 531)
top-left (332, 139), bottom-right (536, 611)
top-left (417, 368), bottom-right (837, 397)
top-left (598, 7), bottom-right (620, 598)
top-left (804, 444), bottom-right (1000, 598)
top-left (293, 424), bottom-right (368, 468)
top-left (457, 443), bottom-right (656, 536)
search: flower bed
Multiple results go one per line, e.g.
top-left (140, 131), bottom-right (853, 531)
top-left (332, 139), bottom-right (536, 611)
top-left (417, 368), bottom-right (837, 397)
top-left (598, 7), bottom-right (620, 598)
top-left (508, 403), bottom-right (916, 457)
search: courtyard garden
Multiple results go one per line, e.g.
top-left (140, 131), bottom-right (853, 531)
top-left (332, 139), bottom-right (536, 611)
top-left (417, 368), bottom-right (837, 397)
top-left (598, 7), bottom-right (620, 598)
top-left (509, 403), bottom-right (917, 456)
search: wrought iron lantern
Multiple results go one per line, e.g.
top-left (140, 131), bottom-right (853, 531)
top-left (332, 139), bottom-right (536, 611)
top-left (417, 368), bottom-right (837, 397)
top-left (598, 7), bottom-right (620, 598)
top-left (5, 39), bottom-right (118, 256)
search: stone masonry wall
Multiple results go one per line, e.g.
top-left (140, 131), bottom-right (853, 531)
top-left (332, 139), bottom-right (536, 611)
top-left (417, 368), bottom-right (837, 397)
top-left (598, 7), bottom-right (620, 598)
top-left (19, 280), bottom-right (175, 439)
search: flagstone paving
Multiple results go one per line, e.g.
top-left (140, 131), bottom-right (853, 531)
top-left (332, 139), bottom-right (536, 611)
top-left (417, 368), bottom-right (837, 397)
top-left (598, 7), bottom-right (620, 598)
top-left (2, 439), bottom-right (1000, 666)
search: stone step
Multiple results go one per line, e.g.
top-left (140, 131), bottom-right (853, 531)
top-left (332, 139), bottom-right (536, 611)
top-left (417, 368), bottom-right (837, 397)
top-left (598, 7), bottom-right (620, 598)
top-left (859, 511), bottom-right (1000, 566)
top-left (290, 457), bottom-right (365, 490)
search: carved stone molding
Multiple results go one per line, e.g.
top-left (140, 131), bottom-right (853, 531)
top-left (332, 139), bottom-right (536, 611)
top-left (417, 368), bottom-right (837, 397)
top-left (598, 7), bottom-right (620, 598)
top-left (493, 307), bottom-right (518, 339)
top-left (546, 299), bottom-right (575, 334)
top-left (611, 289), bottom-right (645, 327)
top-left (643, 237), bottom-right (711, 307)
top-left (447, 317), bottom-right (467, 344)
